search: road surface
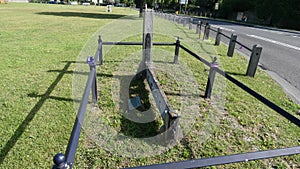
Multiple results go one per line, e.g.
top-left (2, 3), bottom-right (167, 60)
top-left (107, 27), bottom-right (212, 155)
top-left (192, 18), bottom-right (300, 104)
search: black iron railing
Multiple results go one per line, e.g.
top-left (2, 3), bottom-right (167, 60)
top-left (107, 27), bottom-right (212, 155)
top-left (53, 35), bottom-right (300, 169)
top-left (156, 12), bottom-right (263, 77)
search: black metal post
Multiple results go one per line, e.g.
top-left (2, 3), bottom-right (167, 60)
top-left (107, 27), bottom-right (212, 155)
top-left (174, 37), bottom-right (180, 64)
top-left (143, 33), bottom-right (152, 67)
top-left (88, 56), bottom-right (98, 103)
top-left (204, 57), bottom-right (218, 98)
top-left (204, 23), bottom-right (210, 40)
top-left (214, 28), bottom-right (222, 46)
top-left (203, 22), bottom-right (207, 40)
top-left (199, 21), bottom-right (202, 38)
top-left (189, 18), bottom-right (192, 30)
top-left (98, 35), bottom-right (103, 65)
top-left (246, 45), bottom-right (263, 77)
top-left (53, 56), bottom-right (98, 169)
top-left (196, 21), bottom-right (200, 34)
top-left (183, 17), bottom-right (187, 27)
top-left (227, 34), bottom-right (237, 57)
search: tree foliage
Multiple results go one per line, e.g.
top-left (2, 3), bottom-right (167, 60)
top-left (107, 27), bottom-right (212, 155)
top-left (219, 0), bottom-right (254, 15)
top-left (134, 0), bottom-right (299, 29)
top-left (218, 0), bottom-right (300, 29)
top-left (254, 0), bottom-right (300, 27)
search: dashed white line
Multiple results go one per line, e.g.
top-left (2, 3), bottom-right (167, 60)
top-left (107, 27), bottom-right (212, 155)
top-left (292, 35), bottom-right (300, 38)
top-left (248, 27), bottom-right (285, 34)
top-left (211, 25), bottom-right (235, 32)
top-left (246, 34), bottom-right (300, 51)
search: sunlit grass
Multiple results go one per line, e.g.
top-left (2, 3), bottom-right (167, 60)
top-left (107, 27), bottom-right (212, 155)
top-left (0, 3), bottom-right (137, 168)
top-left (0, 3), bottom-right (299, 168)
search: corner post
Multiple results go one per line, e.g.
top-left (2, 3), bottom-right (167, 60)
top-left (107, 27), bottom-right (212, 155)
top-left (142, 9), bottom-right (154, 67)
top-left (87, 56), bottom-right (98, 103)
top-left (137, 9), bottom-right (154, 74)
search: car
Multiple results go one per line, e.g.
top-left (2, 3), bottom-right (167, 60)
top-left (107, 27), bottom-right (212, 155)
top-left (82, 2), bottom-right (90, 6)
top-left (47, 1), bottom-right (56, 4)
top-left (68, 1), bottom-right (78, 5)
top-left (115, 3), bottom-right (125, 7)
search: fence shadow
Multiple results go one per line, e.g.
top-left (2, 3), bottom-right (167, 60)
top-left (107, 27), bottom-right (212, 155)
top-left (225, 71), bottom-right (246, 76)
top-left (174, 22), bottom-right (195, 40)
top-left (0, 61), bottom-right (74, 165)
top-left (118, 73), bottom-right (161, 138)
top-left (28, 92), bottom-right (78, 103)
top-left (199, 43), bottom-right (216, 55)
top-left (36, 12), bottom-right (127, 20)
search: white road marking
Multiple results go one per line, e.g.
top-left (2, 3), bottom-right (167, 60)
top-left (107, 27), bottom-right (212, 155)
top-left (246, 34), bottom-right (300, 51)
top-left (292, 35), bottom-right (300, 38)
top-left (211, 25), bottom-right (235, 32)
top-left (248, 27), bottom-right (284, 34)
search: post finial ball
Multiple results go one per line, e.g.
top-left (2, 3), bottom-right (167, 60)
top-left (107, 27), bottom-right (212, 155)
top-left (53, 153), bottom-right (65, 166)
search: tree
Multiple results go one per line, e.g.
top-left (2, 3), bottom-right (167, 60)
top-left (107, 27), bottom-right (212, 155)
top-left (218, 0), bottom-right (300, 29)
top-left (254, 0), bottom-right (300, 28)
top-left (218, 0), bottom-right (254, 17)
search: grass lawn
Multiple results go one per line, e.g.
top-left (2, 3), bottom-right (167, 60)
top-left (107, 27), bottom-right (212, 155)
top-left (0, 3), bottom-right (299, 168)
top-left (0, 3), bottom-right (136, 168)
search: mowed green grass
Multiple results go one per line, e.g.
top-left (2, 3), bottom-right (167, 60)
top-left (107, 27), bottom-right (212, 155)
top-left (0, 3), bottom-right (137, 168)
top-left (0, 3), bottom-right (299, 169)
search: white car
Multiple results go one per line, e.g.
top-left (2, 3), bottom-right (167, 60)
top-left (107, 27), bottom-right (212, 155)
top-left (69, 1), bottom-right (78, 5)
top-left (82, 2), bottom-right (90, 6)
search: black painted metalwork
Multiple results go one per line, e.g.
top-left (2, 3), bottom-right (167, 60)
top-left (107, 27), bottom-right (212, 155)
top-left (102, 41), bottom-right (175, 46)
top-left (219, 32), bottom-right (231, 39)
top-left (54, 34), bottom-right (300, 169)
top-left (234, 40), bottom-right (252, 51)
top-left (181, 42), bottom-right (300, 128)
top-left (125, 146), bottom-right (300, 169)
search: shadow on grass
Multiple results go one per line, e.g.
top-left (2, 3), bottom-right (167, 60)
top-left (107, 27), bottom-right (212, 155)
top-left (28, 93), bottom-right (79, 103)
top-left (0, 61), bottom-right (75, 164)
top-left (174, 22), bottom-right (195, 40)
top-left (153, 60), bottom-right (174, 64)
top-left (225, 71), bottom-right (246, 76)
top-left (118, 72), bottom-right (161, 138)
top-left (199, 42), bottom-right (216, 55)
top-left (164, 91), bottom-right (203, 98)
top-left (36, 12), bottom-right (127, 20)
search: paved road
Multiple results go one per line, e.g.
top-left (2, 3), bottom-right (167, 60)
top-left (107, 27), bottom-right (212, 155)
top-left (192, 18), bottom-right (300, 104)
